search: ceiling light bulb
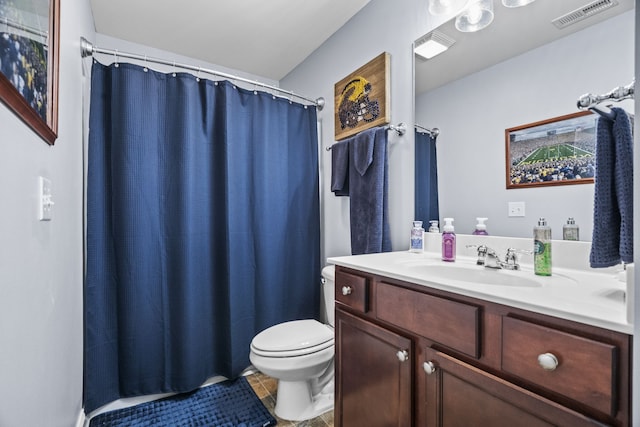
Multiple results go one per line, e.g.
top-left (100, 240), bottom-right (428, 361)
top-left (501, 0), bottom-right (536, 7)
top-left (455, 0), bottom-right (494, 32)
top-left (428, 0), bottom-right (470, 15)
top-left (466, 4), bottom-right (484, 24)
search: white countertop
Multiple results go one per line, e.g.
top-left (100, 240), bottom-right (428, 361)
top-left (328, 235), bottom-right (633, 334)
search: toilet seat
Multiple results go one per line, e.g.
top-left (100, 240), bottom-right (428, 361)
top-left (251, 319), bottom-right (334, 358)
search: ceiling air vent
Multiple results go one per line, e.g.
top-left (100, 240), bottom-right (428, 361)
top-left (552, 0), bottom-right (618, 29)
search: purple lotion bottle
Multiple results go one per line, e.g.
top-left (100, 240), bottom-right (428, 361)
top-left (442, 217), bottom-right (456, 262)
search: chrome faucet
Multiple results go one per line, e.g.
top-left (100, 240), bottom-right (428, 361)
top-left (484, 248), bottom-right (504, 269)
top-left (467, 245), bottom-right (529, 271)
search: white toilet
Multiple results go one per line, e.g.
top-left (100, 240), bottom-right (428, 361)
top-left (249, 265), bottom-right (335, 421)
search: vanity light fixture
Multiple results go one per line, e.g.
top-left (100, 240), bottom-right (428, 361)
top-left (428, 0), bottom-right (470, 15)
top-left (501, 0), bottom-right (535, 6)
top-left (455, 0), bottom-right (494, 32)
top-left (414, 30), bottom-right (456, 60)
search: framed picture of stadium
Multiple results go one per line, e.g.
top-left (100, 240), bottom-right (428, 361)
top-left (505, 111), bottom-right (597, 189)
top-left (0, 0), bottom-right (60, 145)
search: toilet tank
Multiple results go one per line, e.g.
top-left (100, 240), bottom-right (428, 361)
top-left (321, 265), bottom-right (335, 327)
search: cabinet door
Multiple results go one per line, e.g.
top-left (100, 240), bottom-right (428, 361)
top-left (422, 348), bottom-right (608, 427)
top-left (336, 309), bottom-right (412, 427)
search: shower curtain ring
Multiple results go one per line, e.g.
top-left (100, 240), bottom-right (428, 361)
top-left (143, 55), bottom-right (148, 72)
top-left (114, 49), bottom-right (119, 67)
top-left (196, 67), bottom-right (201, 82)
top-left (171, 61), bottom-right (176, 77)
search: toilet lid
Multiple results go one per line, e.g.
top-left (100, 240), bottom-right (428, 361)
top-left (251, 319), bottom-right (334, 354)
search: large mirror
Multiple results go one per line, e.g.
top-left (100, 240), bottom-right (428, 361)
top-left (414, 0), bottom-right (634, 240)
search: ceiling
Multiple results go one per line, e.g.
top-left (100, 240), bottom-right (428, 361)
top-left (415, 0), bottom-right (634, 94)
top-left (90, 0), bottom-right (371, 81)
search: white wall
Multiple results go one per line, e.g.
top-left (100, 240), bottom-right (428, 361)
top-left (93, 34), bottom-right (280, 88)
top-left (416, 11), bottom-right (634, 240)
top-left (281, 0), bottom-right (456, 259)
top-left (0, 0), bottom-right (94, 426)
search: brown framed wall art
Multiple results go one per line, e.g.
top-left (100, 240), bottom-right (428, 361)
top-left (506, 111), bottom-right (597, 189)
top-left (0, 0), bottom-right (60, 145)
top-left (334, 52), bottom-right (390, 141)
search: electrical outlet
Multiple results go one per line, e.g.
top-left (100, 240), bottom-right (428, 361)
top-left (508, 201), bottom-right (525, 217)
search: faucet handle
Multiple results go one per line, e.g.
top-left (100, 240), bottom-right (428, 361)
top-left (467, 244), bottom-right (489, 265)
top-left (506, 247), bottom-right (532, 257)
top-left (504, 248), bottom-right (532, 270)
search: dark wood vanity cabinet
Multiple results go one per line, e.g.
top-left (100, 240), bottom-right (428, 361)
top-left (335, 310), bottom-right (412, 426)
top-left (334, 265), bottom-right (631, 427)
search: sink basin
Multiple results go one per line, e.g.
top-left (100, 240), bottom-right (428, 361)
top-left (420, 264), bottom-right (542, 287)
top-left (401, 261), bottom-right (543, 287)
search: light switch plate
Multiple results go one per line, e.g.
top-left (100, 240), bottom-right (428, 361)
top-left (508, 201), bottom-right (525, 217)
top-left (39, 176), bottom-right (53, 221)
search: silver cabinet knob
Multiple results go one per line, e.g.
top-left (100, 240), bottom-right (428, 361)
top-left (537, 352), bottom-right (559, 371)
top-left (396, 350), bottom-right (409, 362)
top-left (423, 361), bottom-right (437, 375)
top-left (341, 286), bottom-right (352, 296)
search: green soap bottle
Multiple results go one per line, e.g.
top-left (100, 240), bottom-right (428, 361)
top-left (534, 217), bottom-right (552, 276)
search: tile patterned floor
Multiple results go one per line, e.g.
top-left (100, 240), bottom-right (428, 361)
top-left (246, 371), bottom-right (334, 427)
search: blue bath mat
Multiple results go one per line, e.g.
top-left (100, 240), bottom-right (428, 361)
top-left (89, 377), bottom-right (277, 427)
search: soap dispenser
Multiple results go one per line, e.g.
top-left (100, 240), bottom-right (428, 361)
top-left (472, 218), bottom-right (489, 236)
top-left (442, 218), bottom-right (456, 262)
top-left (562, 217), bottom-right (579, 241)
top-left (534, 217), bottom-right (552, 276)
top-left (410, 221), bottom-right (425, 253)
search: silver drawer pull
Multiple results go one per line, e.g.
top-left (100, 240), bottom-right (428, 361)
top-left (396, 350), bottom-right (409, 362)
top-left (423, 361), bottom-right (437, 375)
top-left (537, 352), bottom-right (559, 371)
top-left (342, 286), bottom-right (353, 296)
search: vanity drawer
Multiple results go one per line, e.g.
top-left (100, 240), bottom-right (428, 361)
top-left (335, 269), bottom-right (369, 313)
top-left (501, 316), bottom-right (617, 416)
top-left (376, 282), bottom-right (480, 358)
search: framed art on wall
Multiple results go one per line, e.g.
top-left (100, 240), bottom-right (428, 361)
top-left (0, 0), bottom-right (60, 145)
top-left (506, 111), bottom-right (597, 189)
top-left (334, 52), bottom-right (390, 141)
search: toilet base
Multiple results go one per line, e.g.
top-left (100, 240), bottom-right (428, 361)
top-left (274, 379), bottom-right (334, 421)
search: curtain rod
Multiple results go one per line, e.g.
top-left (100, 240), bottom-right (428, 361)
top-left (79, 37), bottom-right (325, 110)
top-left (415, 124), bottom-right (439, 138)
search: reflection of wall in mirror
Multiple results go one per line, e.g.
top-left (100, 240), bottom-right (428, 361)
top-left (415, 10), bottom-right (634, 240)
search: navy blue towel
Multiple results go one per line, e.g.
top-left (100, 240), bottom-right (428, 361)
top-left (346, 126), bottom-right (392, 255)
top-left (331, 139), bottom-right (350, 196)
top-left (590, 107), bottom-right (634, 267)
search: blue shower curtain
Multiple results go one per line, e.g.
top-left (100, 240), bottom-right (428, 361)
top-left (415, 129), bottom-right (439, 225)
top-left (84, 61), bottom-right (320, 413)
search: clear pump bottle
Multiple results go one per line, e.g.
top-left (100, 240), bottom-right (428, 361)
top-left (534, 217), bottom-right (552, 276)
top-left (410, 221), bottom-right (424, 253)
top-left (562, 217), bottom-right (579, 241)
